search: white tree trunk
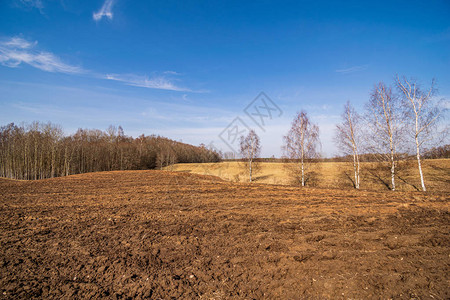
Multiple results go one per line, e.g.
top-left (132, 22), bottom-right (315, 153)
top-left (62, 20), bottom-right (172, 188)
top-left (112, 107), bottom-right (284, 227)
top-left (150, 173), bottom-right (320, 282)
top-left (416, 137), bottom-right (426, 191)
top-left (249, 159), bottom-right (252, 182)
top-left (414, 113), bottom-right (427, 192)
top-left (301, 157), bottom-right (304, 187)
top-left (356, 154), bottom-right (360, 189)
top-left (352, 151), bottom-right (360, 189)
top-left (390, 150), bottom-right (395, 191)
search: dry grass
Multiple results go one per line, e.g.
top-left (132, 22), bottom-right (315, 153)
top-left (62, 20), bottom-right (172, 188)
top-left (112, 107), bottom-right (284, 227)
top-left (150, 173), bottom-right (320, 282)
top-left (168, 159), bottom-right (450, 192)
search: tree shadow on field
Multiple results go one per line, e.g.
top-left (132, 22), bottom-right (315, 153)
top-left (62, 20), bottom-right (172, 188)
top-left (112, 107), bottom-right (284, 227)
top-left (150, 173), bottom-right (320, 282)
top-left (339, 171), bottom-right (356, 189)
top-left (363, 164), bottom-right (391, 190)
top-left (395, 160), bottom-right (421, 191)
top-left (424, 161), bottom-right (450, 183)
top-left (427, 162), bottom-right (450, 173)
top-left (282, 161), bottom-right (321, 187)
top-left (362, 160), bottom-right (423, 191)
top-left (253, 174), bottom-right (273, 182)
top-left (397, 175), bottom-right (420, 191)
top-left (305, 171), bottom-right (320, 187)
top-left (288, 171), bottom-right (320, 187)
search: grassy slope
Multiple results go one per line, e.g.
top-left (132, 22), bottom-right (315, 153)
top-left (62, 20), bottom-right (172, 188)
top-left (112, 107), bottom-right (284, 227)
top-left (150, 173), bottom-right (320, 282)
top-left (168, 159), bottom-right (450, 192)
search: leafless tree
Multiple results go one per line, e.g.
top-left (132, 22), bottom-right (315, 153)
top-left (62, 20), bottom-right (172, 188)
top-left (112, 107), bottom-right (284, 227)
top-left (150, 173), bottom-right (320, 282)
top-left (335, 101), bottom-right (362, 189)
top-left (239, 129), bottom-right (261, 182)
top-left (0, 122), bottom-right (220, 180)
top-left (223, 151), bottom-right (236, 160)
top-left (42, 123), bottom-right (63, 178)
top-left (166, 149), bottom-right (178, 169)
top-left (365, 82), bottom-right (403, 191)
top-left (396, 76), bottom-right (447, 191)
top-left (282, 111), bottom-right (320, 187)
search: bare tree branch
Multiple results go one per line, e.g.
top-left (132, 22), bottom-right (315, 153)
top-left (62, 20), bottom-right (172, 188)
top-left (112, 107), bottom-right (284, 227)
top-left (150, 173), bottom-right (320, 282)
top-left (364, 82), bottom-right (404, 191)
top-left (395, 75), bottom-right (447, 191)
top-left (239, 130), bottom-right (261, 182)
top-left (282, 110), bottom-right (320, 187)
top-left (334, 101), bottom-right (362, 189)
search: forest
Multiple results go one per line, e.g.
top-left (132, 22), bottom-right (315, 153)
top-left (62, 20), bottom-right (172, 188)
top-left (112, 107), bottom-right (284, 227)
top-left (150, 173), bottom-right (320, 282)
top-left (0, 122), bottom-right (220, 180)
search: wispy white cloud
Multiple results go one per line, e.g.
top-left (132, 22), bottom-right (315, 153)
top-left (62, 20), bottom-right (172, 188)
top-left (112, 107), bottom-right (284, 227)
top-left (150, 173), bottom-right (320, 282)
top-left (441, 99), bottom-right (450, 109)
top-left (2, 37), bottom-right (36, 49)
top-left (12, 102), bottom-right (67, 115)
top-left (163, 70), bottom-right (181, 75)
top-left (0, 36), bottom-right (197, 92)
top-left (106, 73), bottom-right (193, 92)
top-left (93, 0), bottom-right (115, 21)
top-left (335, 64), bottom-right (368, 74)
top-left (0, 37), bottom-right (83, 73)
top-left (15, 0), bottom-right (44, 12)
top-left (302, 104), bottom-right (333, 111)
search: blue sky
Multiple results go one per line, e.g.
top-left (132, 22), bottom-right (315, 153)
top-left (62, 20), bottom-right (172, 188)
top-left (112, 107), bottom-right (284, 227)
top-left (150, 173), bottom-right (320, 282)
top-left (1, 0), bottom-right (449, 157)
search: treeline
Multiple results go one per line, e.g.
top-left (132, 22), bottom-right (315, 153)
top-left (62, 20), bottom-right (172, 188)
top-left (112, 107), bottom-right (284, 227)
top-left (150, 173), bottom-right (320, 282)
top-left (422, 145), bottom-right (450, 159)
top-left (325, 151), bottom-right (450, 162)
top-left (0, 122), bottom-right (220, 180)
top-left (223, 149), bottom-right (450, 163)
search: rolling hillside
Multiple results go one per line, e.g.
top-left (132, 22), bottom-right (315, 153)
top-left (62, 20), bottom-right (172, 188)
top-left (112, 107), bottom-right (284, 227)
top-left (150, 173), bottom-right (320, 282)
top-left (168, 159), bottom-right (450, 192)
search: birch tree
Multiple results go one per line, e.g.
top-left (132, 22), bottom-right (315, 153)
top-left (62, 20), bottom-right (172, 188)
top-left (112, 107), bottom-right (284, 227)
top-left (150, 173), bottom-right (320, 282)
top-left (0, 122), bottom-right (221, 179)
top-left (396, 76), bottom-right (447, 191)
top-left (283, 111), bottom-right (320, 187)
top-left (365, 82), bottom-right (403, 191)
top-left (335, 101), bottom-right (362, 189)
top-left (239, 129), bottom-right (261, 182)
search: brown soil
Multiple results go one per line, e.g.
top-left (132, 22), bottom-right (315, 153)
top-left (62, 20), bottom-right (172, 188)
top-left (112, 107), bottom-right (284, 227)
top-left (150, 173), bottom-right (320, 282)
top-left (0, 170), bottom-right (449, 299)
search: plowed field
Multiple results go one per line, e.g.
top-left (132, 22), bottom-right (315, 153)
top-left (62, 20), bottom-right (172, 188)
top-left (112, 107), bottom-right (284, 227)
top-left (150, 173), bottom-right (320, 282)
top-left (0, 171), bottom-right (448, 299)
